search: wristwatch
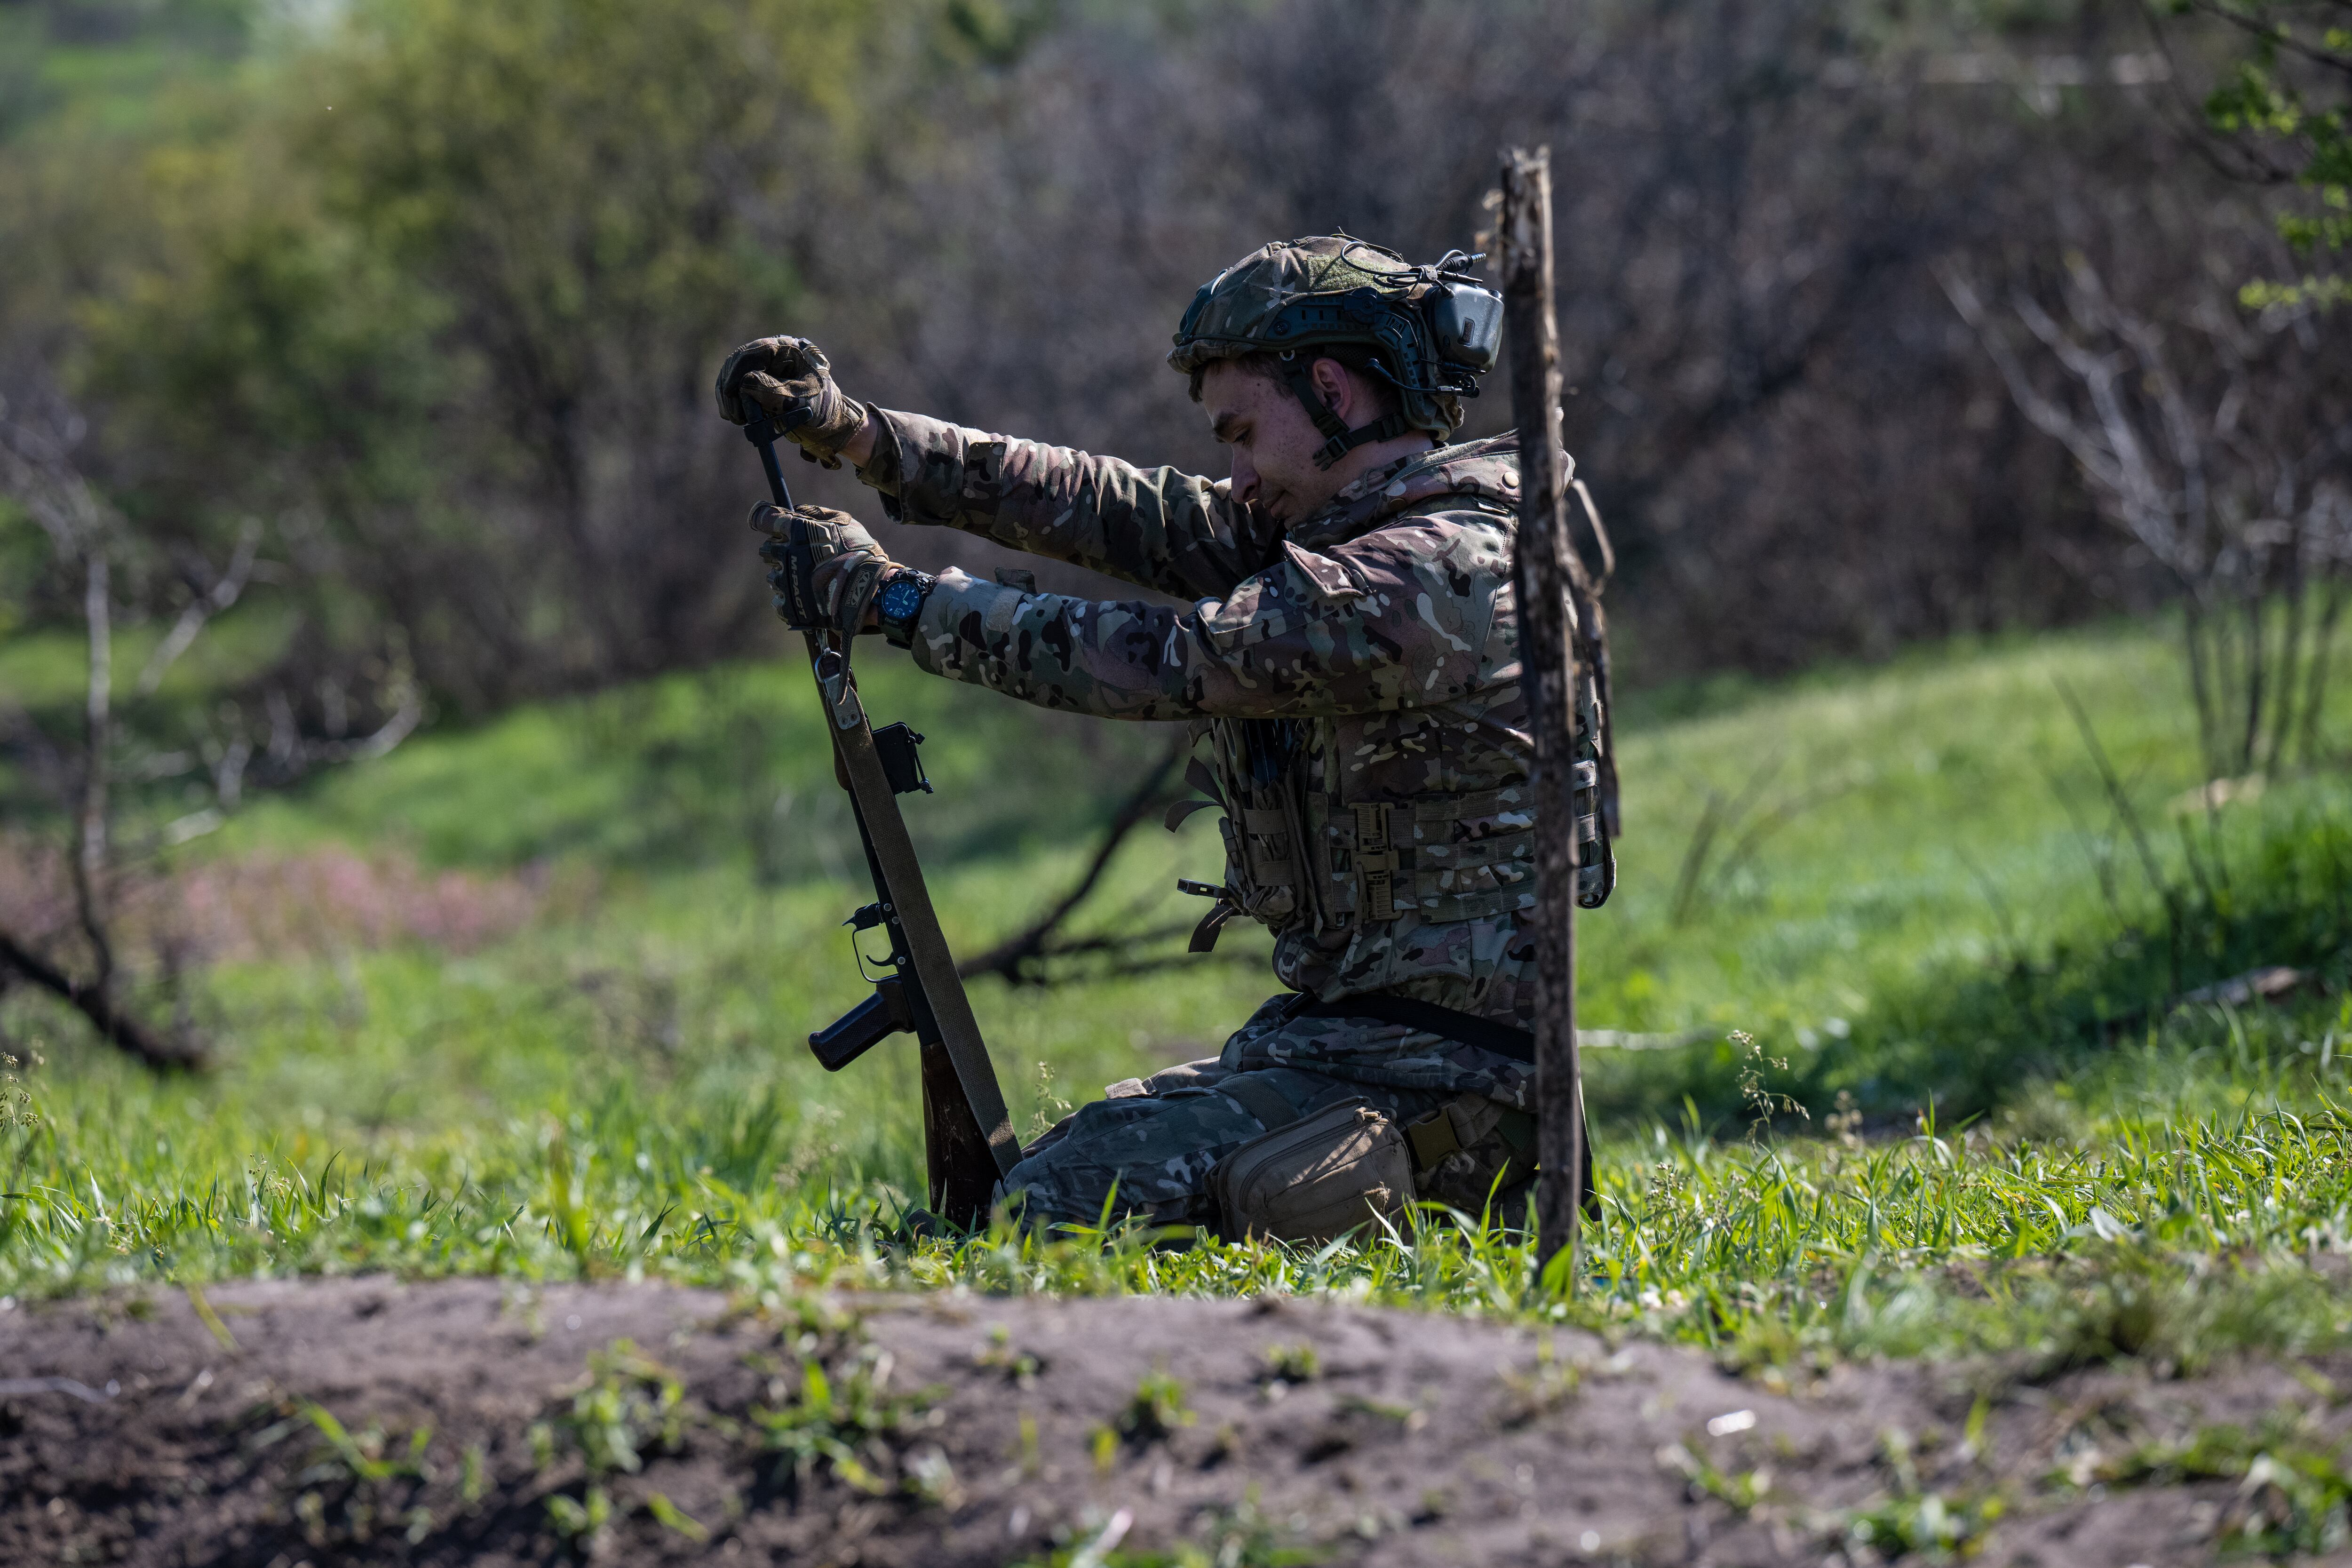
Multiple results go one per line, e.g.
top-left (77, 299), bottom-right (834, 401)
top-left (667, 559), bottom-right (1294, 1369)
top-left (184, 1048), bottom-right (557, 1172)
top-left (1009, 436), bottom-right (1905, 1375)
top-left (875, 569), bottom-right (936, 648)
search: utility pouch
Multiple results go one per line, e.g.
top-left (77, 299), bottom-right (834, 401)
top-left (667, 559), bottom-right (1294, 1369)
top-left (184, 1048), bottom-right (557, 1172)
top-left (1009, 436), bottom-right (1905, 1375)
top-left (1403, 1095), bottom-right (1538, 1218)
top-left (1209, 1099), bottom-right (1411, 1245)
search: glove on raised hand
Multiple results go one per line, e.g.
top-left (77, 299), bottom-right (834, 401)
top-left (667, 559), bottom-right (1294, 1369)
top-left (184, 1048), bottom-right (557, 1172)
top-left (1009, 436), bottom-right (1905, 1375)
top-left (715, 336), bottom-right (866, 467)
top-left (752, 503), bottom-right (893, 636)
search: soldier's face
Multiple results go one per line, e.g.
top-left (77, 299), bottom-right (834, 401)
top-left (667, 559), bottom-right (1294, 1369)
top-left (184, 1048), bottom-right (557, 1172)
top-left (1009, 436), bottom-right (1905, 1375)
top-left (1200, 359), bottom-right (1349, 526)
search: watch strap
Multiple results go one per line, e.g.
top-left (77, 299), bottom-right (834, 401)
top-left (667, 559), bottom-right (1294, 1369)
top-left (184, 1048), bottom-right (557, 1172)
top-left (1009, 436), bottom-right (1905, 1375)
top-left (877, 569), bottom-right (937, 648)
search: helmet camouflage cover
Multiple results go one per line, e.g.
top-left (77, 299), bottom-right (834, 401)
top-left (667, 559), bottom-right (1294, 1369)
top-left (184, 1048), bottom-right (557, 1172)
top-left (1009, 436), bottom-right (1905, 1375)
top-left (1168, 235), bottom-right (1505, 467)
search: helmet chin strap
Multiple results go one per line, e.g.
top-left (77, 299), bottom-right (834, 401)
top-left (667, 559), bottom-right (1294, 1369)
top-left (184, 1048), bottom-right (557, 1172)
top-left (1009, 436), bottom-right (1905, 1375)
top-left (1278, 351), bottom-right (1412, 470)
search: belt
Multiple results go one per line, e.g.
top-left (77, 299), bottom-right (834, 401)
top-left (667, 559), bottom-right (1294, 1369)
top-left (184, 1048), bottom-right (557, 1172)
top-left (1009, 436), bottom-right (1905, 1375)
top-left (1284, 991), bottom-right (1535, 1063)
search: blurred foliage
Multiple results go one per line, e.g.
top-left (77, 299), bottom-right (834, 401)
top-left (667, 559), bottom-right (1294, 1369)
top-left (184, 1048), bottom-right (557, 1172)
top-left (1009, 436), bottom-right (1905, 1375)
top-left (168, 612), bottom-right (2352, 1128)
top-left (2174, 0), bottom-right (2352, 307)
top-left (1, 0), bottom-right (2345, 1037)
top-left (215, 656), bottom-right (1172, 882)
top-left (0, 1), bottom-right (249, 142)
top-left (11, 0), bottom-right (2338, 730)
top-left (42, 0), bottom-right (906, 711)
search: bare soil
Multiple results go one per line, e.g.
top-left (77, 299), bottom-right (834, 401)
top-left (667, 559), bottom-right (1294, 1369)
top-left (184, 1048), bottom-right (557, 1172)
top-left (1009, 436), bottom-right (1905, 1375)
top-left (0, 1276), bottom-right (2343, 1566)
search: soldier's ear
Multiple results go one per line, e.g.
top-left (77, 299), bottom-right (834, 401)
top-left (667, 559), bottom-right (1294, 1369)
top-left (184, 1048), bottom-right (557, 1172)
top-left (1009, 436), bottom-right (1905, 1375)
top-left (1312, 357), bottom-right (1350, 415)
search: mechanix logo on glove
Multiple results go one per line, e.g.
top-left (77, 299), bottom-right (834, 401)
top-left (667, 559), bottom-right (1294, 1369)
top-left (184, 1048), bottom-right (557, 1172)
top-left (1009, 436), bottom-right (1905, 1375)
top-left (751, 503), bottom-right (893, 636)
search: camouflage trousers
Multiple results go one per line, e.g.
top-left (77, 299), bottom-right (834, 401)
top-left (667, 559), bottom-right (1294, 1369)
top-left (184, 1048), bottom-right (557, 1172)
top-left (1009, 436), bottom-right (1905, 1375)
top-left (995, 993), bottom-right (1533, 1229)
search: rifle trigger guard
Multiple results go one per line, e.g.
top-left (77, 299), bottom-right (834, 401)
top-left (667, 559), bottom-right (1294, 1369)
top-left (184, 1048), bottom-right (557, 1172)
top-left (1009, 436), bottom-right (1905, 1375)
top-left (856, 912), bottom-right (898, 973)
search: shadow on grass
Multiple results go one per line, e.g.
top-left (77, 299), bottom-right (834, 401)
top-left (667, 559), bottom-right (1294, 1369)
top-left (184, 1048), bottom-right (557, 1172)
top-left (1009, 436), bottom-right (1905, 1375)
top-left (1592, 795), bottom-right (2352, 1131)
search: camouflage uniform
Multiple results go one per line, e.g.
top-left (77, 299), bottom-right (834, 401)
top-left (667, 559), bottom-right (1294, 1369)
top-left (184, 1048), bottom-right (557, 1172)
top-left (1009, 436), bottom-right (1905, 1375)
top-left (849, 410), bottom-right (1565, 1227)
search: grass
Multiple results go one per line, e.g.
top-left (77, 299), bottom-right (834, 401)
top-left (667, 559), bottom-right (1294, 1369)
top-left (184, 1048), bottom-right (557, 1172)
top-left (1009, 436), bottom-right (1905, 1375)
top-left (4, 612), bottom-right (2352, 1373)
top-left (7, 990), bottom-right (2350, 1371)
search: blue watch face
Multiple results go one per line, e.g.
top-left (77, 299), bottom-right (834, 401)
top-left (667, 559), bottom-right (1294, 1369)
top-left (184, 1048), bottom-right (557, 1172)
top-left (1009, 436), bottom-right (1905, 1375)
top-left (880, 576), bottom-right (926, 622)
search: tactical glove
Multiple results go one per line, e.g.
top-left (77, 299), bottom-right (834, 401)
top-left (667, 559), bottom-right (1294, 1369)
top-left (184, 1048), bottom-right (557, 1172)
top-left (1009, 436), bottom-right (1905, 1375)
top-left (715, 336), bottom-right (866, 467)
top-left (752, 503), bottom-right (892, 636)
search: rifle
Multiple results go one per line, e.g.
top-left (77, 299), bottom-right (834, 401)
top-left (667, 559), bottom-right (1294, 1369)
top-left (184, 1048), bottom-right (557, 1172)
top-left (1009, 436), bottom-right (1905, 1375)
top-left (741, 409), bottom-right (1021, 1225)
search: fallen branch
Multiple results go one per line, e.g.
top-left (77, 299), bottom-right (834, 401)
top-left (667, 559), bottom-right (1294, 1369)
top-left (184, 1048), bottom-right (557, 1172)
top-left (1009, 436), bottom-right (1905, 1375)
top-left (2094, 962), bottom-right (2323, 1040)
top-left (302, 679), bottom-right (424, 766)
top-left (135, 521), bottom-right (262, 696)
top-left (1579, 1027), bottom-right (1723, 1052)
top-left (2171, 963), bottom-right (2312, 1011)
top-left (959, 738), bottom-right (1186, 986)
top-left (0, 928), bottom-right (207, 1072)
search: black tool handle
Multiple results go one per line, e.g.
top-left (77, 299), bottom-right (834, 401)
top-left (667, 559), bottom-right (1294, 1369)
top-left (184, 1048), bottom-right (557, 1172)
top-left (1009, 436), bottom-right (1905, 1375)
top-left (744, 409), bottom-right (796, 510)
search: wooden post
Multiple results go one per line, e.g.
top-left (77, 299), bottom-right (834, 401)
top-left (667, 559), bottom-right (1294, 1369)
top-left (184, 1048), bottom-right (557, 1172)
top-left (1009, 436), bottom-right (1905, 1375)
top-left (1498, 146), bottom-right (1584, 1283)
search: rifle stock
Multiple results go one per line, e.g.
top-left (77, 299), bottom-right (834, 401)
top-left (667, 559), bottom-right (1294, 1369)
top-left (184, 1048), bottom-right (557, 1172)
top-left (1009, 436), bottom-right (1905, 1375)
top-left (742, 412), bottom-right (1021, 1224)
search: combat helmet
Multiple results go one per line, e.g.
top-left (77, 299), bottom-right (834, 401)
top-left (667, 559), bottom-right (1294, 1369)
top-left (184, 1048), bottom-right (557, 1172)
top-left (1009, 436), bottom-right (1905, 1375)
top-left (1168, 235), bottom-right (1505, 469)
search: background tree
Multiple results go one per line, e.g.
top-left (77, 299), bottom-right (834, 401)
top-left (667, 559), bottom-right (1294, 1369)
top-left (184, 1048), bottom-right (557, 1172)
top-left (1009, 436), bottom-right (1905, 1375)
top-left (3, 0), bottom-right (2347, 833)
top-left (2165, 0), bottom-right (2352, 307)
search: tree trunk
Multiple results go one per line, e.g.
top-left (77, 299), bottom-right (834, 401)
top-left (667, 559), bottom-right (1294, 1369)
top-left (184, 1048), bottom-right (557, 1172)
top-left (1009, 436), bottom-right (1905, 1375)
top-left (1499, 145), bottom-right (1585, 1282)
top-left (72, 549), bottom-right (115, 992)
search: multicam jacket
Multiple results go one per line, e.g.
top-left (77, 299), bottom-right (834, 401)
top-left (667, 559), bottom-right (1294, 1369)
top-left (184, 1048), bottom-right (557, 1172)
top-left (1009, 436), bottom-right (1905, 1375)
top-left (855, 409), bottom-right (1608, 1030)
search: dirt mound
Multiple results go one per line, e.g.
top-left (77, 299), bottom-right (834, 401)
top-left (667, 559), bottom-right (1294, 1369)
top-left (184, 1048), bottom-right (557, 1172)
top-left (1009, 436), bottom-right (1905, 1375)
top-left (0, 1277), bottom-right (2334, 1565)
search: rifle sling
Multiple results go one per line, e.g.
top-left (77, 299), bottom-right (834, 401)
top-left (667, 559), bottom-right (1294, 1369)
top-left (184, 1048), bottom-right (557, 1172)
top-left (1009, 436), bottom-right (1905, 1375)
top-left (818, 635), bottom-right (1020, 1179)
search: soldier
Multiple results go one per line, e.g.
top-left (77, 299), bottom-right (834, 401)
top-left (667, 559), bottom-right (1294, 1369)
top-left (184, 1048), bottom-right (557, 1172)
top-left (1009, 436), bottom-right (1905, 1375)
top-left (716, 235), bottom-right (1613, 1239)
